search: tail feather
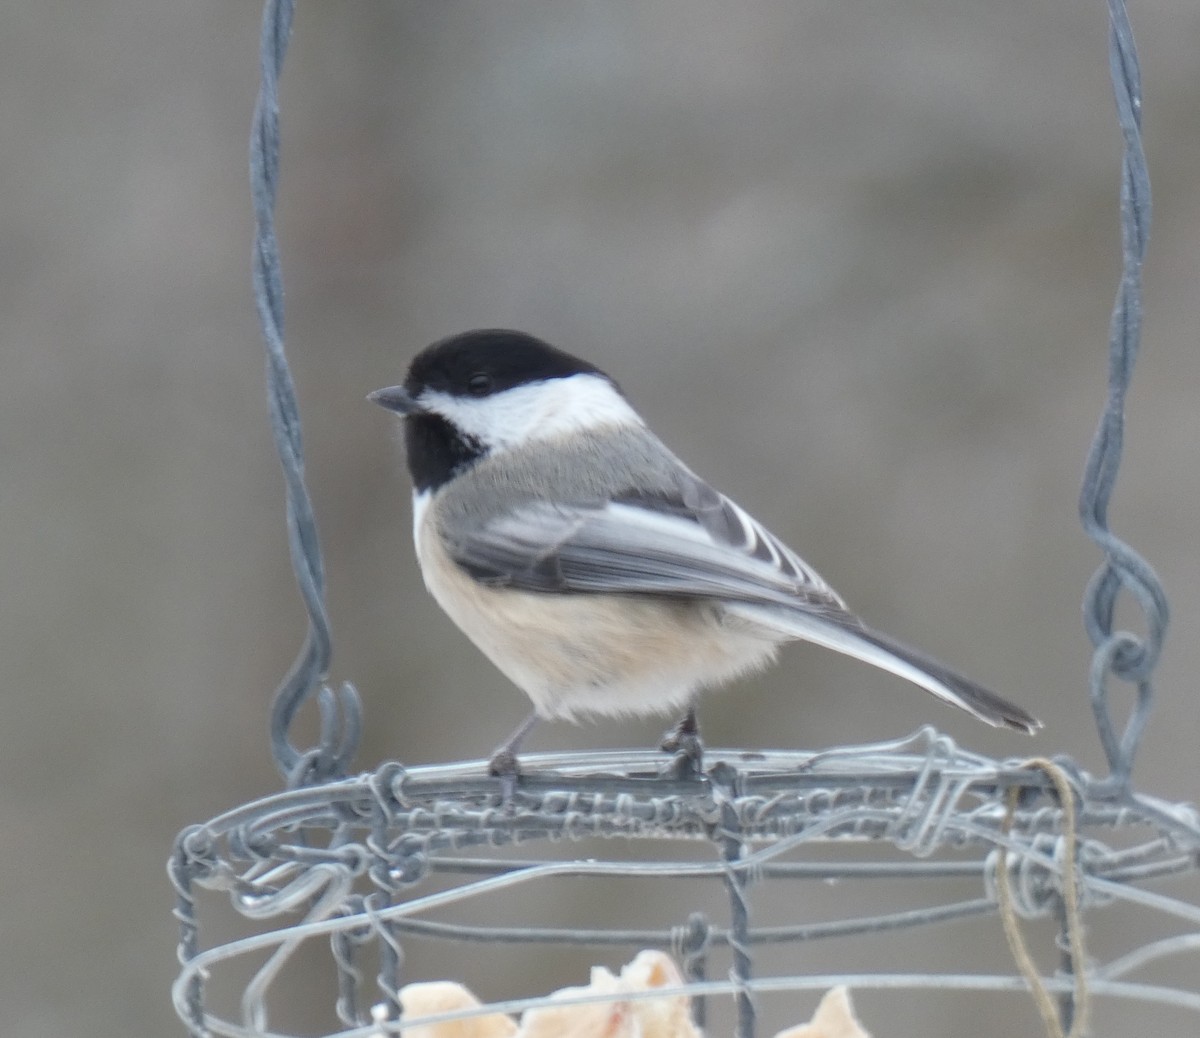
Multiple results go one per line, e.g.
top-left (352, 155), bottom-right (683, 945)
top-left (733, 604), bottom-right (1041, 734)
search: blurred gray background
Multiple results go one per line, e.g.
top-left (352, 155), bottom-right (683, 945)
top-left (4, 2), bottom-right (1200, 1035)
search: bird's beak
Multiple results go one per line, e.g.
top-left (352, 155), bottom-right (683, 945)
top-left (368, 385), bottom-right (424, 415)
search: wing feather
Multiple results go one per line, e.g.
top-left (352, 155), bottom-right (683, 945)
top-left (445, 491), bottom-right (845, 616)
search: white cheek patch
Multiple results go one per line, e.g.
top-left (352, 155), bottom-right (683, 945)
top-left (422, 374), bottom-right (643, 450)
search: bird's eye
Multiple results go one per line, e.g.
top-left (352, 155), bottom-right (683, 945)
top-left (467, 372), bottom-right (492, 396)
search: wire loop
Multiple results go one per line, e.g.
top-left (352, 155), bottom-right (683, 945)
top-left (1088, 632), bottom-right (1155, 793)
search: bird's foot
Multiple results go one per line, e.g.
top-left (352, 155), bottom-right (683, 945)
top-left (487, 746), bottom-right (521, 805)
top-left (488, 711), bottom-right (539, 806)
top-left (660, 708), bottom-right (704, 779)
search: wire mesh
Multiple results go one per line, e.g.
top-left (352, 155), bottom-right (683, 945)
top-left (170, 733), bottom-right (1200, 1036)
top-left (169, 1), bottom-right (1199, 1036)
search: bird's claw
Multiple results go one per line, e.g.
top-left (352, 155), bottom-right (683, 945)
top-left (488, 747), bottom-right (521, 805)
top-left (660, 709), bottom-right (704, 779)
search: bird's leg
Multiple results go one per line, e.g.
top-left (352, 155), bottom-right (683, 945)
top-left (660, 706), bottom-right (704, 777)
top-left (488, 711), bottom-right (539, 800)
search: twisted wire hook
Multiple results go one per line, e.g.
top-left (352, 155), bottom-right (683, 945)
top-left (1076, 0), bottom-right (1167, 790)
top-left (250, 0), bottom-right (362, 784)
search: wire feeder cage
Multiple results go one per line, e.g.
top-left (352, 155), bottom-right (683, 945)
top-left (171, 3), bottom-right (1200, 1037)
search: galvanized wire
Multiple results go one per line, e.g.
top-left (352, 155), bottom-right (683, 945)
top-left (171, 0), bottom-right (1200, 1036)
top-left (1077, 0), bottom-right (1168, 794)
top-left (251, 0), bottom-right (361, 786)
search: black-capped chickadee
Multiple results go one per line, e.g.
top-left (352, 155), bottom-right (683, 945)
top-left (370, 329), bottom-right (1040, 771)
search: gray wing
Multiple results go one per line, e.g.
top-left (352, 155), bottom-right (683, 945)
top-left (442, 470), bottom-right (847, 614)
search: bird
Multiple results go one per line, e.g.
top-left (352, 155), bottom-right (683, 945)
top-left (369, 329), bottom-right (1040, 776)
